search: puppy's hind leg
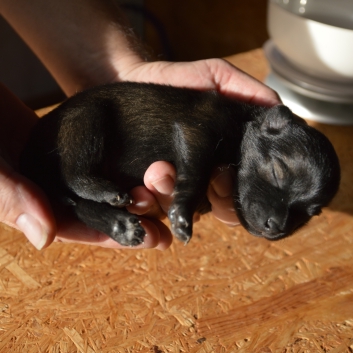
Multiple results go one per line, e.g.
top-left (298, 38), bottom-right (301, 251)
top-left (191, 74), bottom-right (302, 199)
top-left (168, 174), bottom-right (210, 244)
top-left (58, 103), bottom-right (132, 207)
top-left (167, 122), bottom-right (214, 244)
top-left (74, 198), bottom-right (146, 246)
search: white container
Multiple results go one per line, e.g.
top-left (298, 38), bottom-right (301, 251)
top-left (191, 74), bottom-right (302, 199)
top-left (267, 0), bottom-right (353, 82)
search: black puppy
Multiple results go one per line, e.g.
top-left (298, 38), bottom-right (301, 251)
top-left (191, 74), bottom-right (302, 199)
top-left (20, 82), bottom-right (340, 246)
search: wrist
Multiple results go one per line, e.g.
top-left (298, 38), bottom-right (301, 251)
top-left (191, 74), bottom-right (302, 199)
top-left (63, 33), bottom-right (148, 95)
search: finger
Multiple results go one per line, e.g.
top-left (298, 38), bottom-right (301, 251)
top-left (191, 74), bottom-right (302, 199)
top-left (152, 219), bottom-right (173, 251)
top-left (144, 161), bottom-right (176, 214)
top-left (0, 158), bottom-right (56, 250)
top-left (205, 58), bottom-right (282, 106)
top-left (121, 60), bottom-right (281, 107)
top-left (54, 216), bottom-right (173, 250)
top-left (126, 185), bottom-right (166, 219)
top-left (208, 165), bottom-right (240, 226)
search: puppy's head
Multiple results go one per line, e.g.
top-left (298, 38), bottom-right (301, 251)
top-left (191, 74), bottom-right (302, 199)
top-left (235, 105), bottom-right (340, 240)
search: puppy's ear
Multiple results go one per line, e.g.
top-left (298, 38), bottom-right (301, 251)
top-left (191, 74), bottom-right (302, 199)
top-left (261, 105), bottom-right (292, 135)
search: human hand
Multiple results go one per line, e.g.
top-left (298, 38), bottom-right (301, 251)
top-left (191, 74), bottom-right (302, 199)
top-left (119, 59), bottom-right (282, 227)
top-left (118, 58), bottom-right (281, 106)
top-left (0, 83), bottom-right (57, 250)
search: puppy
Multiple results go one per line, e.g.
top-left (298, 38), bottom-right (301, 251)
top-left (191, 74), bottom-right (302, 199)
top-left (20, 82), bottom-right (340, 246)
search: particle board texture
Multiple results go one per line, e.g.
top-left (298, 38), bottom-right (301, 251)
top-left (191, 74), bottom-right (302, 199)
top-left (0, 50), bottom-right (353, 352)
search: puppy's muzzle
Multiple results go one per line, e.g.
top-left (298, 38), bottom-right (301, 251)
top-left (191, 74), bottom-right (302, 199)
top-left (245, 200), bottom-right (289, 240)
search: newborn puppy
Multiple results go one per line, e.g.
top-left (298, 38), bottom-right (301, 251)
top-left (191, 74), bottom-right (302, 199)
top-left (20, 82), bottom-right (340, 246)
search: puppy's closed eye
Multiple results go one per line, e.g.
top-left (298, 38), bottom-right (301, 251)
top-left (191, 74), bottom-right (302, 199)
top-left (258, 160), bottom-right (285, 188)
top-left (270, 159), bottom-right (287, 189)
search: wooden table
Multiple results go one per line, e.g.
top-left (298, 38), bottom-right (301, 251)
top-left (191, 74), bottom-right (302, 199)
top-left (1, 49), bottom-right (353, 352)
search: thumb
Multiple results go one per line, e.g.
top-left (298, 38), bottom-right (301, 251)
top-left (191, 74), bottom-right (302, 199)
top-left (0, 158), bottom-right (56, 250)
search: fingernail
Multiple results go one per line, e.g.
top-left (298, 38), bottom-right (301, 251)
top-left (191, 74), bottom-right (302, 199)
top-left (213, 215), bottom-right (240, 227)
top-left (134, 200), bottom-right (149, 208)
top-left (211, 170), bottom-right (233, 198)
top-left (151, 176), bottom-right (174, 195)
top-left (16, 214), bottom-right (48, 250)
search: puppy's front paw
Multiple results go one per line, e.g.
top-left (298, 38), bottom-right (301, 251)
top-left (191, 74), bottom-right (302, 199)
top-left (168, 205), bottom-right (193, 244)
top-left (110, 214), bottom-right (146, 246)
top-left (105, 191), bottom-right (133, 207)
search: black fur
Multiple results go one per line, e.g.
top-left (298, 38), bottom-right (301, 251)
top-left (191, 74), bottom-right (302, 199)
top-left (20, 82), bottom-right (340, 245)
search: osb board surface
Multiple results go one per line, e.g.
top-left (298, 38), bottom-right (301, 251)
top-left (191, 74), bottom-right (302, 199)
top-left (0, 50), bottom-right (353, 352)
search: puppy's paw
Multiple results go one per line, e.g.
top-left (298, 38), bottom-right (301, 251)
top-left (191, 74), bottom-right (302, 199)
top-left (75, 199), bottom-right (145, 246)
top-left (105, 191), bottom-right (133, 207)
top-left (110, 214), bottom-right (146, 246)
top-left (168, 205), bottom-right (193, 244)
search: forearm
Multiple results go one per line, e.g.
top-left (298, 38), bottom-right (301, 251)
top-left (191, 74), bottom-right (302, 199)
top-left (0, 0), bottom-right (145, 96)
